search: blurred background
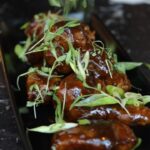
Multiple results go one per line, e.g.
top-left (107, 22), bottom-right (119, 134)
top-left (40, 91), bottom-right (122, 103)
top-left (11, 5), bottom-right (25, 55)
top-left (0, 0), bottom-right (150, 149)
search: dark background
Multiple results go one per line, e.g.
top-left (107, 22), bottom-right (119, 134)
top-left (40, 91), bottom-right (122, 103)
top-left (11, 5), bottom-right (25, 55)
top-left (0, 0), bottom-right (150, 149)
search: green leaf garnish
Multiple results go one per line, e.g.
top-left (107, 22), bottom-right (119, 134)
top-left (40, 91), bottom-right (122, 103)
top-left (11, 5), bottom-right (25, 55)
top-left (145, 63), bottom-right (150, 70)
top-left (74, 93), bottom-right (119, 107)
top-left (17, 67), bottom-right (38, 90)
top-left (142, 95), bottom-right (150, 105)
top-left (28, 122), bottom-right (78, 133)
top-left (28, 83), bottom-right (78, 133)
top-left (48, 0), bottom-right (61, 7)
top-left (14, 44), bottom-right (25, 60)
top-left (64, 20), bottom-right (80, 28)
top-left (48, 0), bottom-right (88, 15)
top-left (105, 59), bottom-right (113, 78)
top-left (68, 47), bottom-right (90, 82)
top-left (20, 22), bottom-right (29, 30)
top-left (115, 62), bottom-right (143, 74)
top-left (132, 138), bottom-right (142, 150)
top-left (78, 119), bottom-right (91, 125)
top-left (124, 92), bottom-right (150, 106)
top-left (106, 85), bottom-right (125, 98)
top-left (70, 85), bottom-right (150, 115)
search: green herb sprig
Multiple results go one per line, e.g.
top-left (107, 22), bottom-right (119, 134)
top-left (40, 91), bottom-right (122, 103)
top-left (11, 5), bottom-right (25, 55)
top-left (48, 0), bottom-right (87, 15)
top-left (70, 85), bottom-right (150, 114)
top-left (28, 84), bottom-right (78, 133)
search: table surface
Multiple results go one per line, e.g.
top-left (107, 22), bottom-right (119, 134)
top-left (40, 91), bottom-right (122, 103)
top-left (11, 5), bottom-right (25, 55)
top-left (1, 1), bottom-right (150, 150)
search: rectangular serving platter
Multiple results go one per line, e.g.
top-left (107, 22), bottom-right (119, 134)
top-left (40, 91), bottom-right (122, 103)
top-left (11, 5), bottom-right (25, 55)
top-left (1, 14), bottom-right (150, 150)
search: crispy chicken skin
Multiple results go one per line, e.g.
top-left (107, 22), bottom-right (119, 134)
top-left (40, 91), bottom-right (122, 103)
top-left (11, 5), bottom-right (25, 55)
top-left (26, 73), bottom-right (61, 102)
top-left (51, 121), bottom-right (137, 150)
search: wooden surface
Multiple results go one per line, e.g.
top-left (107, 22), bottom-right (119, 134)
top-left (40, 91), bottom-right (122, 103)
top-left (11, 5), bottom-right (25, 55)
top-left (0, 62), bottom-right (23, 150)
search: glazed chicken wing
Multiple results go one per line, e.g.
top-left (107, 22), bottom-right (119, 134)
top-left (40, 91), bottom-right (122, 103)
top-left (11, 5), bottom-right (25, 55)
top-left (19, 13), bottom-right (150, 150)
top-left (44, 21), bottom-right (95, 74)
top-left (51, 121), bottom-right (137, 150)
top-left (56, 74), bottom-right (150, 125)
top-left (66, 105), bottom-right (150, 126)
top-left (26, 73), bottom-right (61, 102)
top-left (24, 14), bottom-right (95, 70)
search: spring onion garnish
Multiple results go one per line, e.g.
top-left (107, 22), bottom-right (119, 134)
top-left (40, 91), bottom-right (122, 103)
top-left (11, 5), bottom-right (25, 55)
top-left (26, 84), bottom-right (46, 119)
top-left (70, 85), bottom-right (150, 115)
top-left (17, 67), bottom-right (38, 90)
top-left (14, 37), bottom-right (31, 61)
top-left (15, 13), bottom-right (150, 149)
top-left (78, 119), bottom-right (91, 125)
top-left (28, 84), bottom-right (78, 133)
top-left (70, 94), bottom-right (92, 110)
top-left (132, 138), bottom-right (142, 150)
top-left (48, 0), bottom-right (87, 15)
top-left (106, 85), bottom-right (124, 98)
top-left (92, 40), bottom-right (105, 53)
top-left (70, 51), bottom-right (90, 82)
top-left (114, 62), bottom-right (143, 74)
top-left (25, 18), bottom-right (80, 57)
top-left (145, 63), bottom-right (150, 70)
top-left (51, 146), bottom-right (56, 150)
top-left (105, 59), bottom-right (113, 78)
top-left (28, 122), bottom-right (77, 133)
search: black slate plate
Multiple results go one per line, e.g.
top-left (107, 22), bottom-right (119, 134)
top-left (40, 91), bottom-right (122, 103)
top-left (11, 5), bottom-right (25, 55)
top-left (1, 14), bottom-right (150, 150)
